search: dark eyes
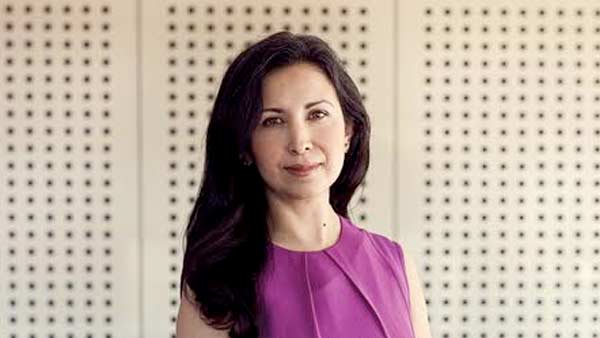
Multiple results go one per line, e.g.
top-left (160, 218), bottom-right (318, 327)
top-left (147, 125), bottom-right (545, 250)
top-left (261, 110), bottom-right (329, 127)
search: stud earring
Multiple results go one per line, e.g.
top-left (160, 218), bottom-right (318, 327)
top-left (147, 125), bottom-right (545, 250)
top-left (240, 154), bottom-right (253, 166)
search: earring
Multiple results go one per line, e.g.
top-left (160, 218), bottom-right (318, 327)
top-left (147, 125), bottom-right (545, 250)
top-left (240, 153), bottom-right (253, 166)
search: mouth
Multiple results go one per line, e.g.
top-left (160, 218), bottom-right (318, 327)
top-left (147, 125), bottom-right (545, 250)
top-left (284, 163), bottom-right (322, 176)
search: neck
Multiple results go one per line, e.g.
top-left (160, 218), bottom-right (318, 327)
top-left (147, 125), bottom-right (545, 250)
top-left (265, 195), bottom-right (341, 251)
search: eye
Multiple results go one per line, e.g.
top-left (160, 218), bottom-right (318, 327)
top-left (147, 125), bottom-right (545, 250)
top-left (261, 117), bottom-right (283, 127)
top-left (310, 110), bottom-right (329, 119)
top-left (261, 110), bottom-right (328, 127)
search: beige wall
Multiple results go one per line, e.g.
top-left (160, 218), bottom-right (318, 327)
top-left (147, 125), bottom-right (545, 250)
top-left (1, 0), bottom-right (598, 337)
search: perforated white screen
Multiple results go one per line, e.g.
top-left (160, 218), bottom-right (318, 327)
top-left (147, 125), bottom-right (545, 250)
top-left (0, 1), bottom-right (139, 338)
top-left (1, 0), bottom-right (599, 337)
top-left (396, 1), bottom-right (600, 337)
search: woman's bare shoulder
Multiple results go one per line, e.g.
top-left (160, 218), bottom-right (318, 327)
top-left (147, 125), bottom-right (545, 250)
top-left (176, 284), bottom-right (230, 338)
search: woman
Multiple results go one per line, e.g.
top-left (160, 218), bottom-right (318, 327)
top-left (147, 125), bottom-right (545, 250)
top-left (177, 31), bottom-right (432, 338)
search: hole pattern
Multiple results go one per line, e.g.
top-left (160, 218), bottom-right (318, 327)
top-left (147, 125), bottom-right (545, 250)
top-left (1, 3), bottom-right (116, 337)
top-left (420, 5), bottom-right (600, 337)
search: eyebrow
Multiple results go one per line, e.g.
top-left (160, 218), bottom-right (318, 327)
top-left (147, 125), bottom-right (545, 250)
top-left (261, 99), bottom-right (333, 114)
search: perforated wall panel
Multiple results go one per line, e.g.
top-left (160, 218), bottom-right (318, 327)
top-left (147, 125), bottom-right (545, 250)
top-left (0, 1), bottom-right (139, 338)
top-left (3, 0), bottom-right (600, 337)
top-left (396, 1), bottom-right (600, 337)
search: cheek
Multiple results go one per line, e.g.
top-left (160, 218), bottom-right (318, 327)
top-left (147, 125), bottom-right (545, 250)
top-left (319, 125), bottom-right (347, 173)
top-left (325, 128), bottom-right (344, 144)
top-left (251, 135), bottom-right (280, 168)
top-left (320, 122), bottom-right (346, 150)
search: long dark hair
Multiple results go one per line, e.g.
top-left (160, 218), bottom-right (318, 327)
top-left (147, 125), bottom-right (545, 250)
top-left (179, 31), bottom-right (371, 338)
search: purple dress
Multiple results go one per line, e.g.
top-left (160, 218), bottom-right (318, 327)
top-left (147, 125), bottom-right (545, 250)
top-left (257, 214), bottom-right (416, 338)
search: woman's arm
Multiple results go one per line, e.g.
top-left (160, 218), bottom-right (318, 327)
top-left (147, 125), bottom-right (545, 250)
top-left (176, 284), bottom-right (230, 338)
top-left (403, 248), bottom-right (433, 338)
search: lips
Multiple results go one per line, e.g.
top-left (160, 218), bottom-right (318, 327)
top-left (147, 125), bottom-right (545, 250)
top-left (284, 163), bottom-right (321, 171)
top-left (284, 163), bottom-right (322, 177)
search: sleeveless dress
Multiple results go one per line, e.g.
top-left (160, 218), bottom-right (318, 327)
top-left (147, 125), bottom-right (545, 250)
top-left (256, 214), bottom-right (416, 338)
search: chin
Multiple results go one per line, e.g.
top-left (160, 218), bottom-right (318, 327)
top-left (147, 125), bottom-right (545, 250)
top-left (272, 184), bottom-right (331, 200)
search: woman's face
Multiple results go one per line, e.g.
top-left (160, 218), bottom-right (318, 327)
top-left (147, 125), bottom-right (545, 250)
top-left (250, 62), bottom-right (352, 201)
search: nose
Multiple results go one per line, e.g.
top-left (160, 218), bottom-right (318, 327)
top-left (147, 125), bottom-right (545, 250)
top-left (287, 121), bottom-right (312, 155)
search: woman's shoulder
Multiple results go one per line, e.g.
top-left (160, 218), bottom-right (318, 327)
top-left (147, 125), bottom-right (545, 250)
top-left (344, 217), bottom-right (408, 268)
top-left (345, 218), bottom-right (413, 305)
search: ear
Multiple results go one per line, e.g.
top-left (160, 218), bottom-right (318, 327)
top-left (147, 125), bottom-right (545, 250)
top-left (344, 123), bottom-right (354, 152)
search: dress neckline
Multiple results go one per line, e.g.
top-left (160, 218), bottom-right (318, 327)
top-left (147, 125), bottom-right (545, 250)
top-left (269, 214), bottom-right (345, 254)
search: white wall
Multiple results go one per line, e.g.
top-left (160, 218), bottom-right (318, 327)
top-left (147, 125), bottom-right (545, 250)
top-left (1, 0), bottom-right (598, 337)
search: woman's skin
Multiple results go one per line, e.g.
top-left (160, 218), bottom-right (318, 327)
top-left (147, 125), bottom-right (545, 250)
top-left (405, 247), bottom-right (434, 338)
top-left (176, 62), bottom-right (432, 337)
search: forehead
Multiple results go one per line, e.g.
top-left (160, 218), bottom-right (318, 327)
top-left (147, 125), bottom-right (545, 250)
top-left (261, 63), bottom-right (337, 105)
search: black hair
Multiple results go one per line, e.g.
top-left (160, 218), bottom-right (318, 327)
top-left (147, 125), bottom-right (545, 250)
top-left (180, 31), bottom-right (371, 337)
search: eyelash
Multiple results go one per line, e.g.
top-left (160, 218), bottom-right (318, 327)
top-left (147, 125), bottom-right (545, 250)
top-left (261, 110), bottom-right (329, 127)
